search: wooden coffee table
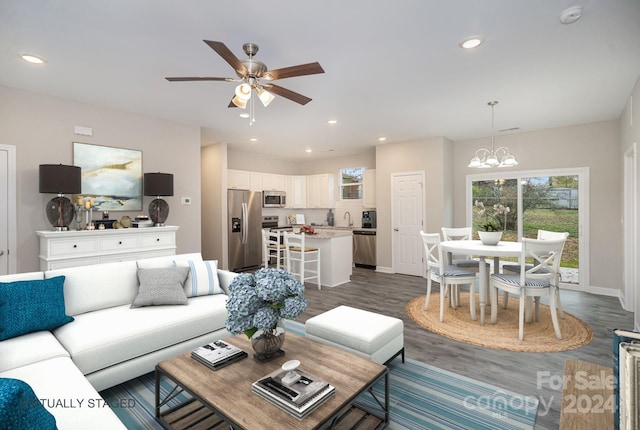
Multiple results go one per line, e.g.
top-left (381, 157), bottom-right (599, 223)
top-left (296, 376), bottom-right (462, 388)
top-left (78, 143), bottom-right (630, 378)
top-left (155, 332), bottom-right (389, 429)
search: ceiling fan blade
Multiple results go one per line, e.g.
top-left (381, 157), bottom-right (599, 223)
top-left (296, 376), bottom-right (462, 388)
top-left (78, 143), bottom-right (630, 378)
top-left (264, 62), bottom-right (324, 80)
top-left (203, 40), bottom-right (248, 75)
top-left (165, 77), bottom-right (233, 82)
top-left (266, 84), bottom-right (312, 105)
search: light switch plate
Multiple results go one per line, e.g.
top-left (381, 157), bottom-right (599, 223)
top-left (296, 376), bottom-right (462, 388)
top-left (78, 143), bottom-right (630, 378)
top-left (181, 197), bottom-right (191, 205)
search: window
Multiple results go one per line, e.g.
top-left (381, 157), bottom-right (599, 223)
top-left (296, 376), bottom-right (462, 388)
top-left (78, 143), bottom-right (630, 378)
top-left (340, 167), bottom-right (364, 200)
top-left (467, 168), bottom-right (588, 289)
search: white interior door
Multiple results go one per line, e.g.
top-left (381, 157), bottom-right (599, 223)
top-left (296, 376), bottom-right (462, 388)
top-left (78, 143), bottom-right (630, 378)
top-left (0, 145), bottom-right (17, 275)
top-left (392, 172), bottom-right (424, 276)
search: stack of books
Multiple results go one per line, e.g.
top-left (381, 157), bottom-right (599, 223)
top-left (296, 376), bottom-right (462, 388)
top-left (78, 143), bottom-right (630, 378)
top-left (191, 340), bottom-right (247, 370)
top-left (252, 367), bottom-right (335, 420)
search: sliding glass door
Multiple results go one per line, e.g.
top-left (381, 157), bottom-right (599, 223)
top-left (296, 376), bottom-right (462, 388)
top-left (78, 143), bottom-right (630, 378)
top-left (467, 168), bottom-right (588, 290)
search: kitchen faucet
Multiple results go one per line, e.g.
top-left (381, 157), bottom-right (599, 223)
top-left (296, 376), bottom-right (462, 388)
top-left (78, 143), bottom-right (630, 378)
top-left (344, 211), bottom-right (353, 227)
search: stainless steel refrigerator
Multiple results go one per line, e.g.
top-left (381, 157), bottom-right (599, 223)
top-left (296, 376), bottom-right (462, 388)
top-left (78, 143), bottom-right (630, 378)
top-left (228, 189), bottom-right (262, 272)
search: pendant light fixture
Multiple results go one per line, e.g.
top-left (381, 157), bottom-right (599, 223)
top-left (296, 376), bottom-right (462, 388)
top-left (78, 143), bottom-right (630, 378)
top-left (468, 101), bottom-right (519, 168)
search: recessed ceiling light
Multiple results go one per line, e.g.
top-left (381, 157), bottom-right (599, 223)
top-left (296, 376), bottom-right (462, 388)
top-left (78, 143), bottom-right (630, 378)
top-left (327, 120), bottom-right (337, 124)
top-left (305, 149), bottom-right (312, 153)
top-left (249, 138), bottom-right (258, 142)
top-left (378, 137), bottom-right (387, 142)
top-left (20, 53), bottom-right (46, 64)
top-left (459, 36), bottom-right (484, 49)
top-left (559, 6), bottom-right (583, 24)
top-left (239, 113), bottom-right (250, 118)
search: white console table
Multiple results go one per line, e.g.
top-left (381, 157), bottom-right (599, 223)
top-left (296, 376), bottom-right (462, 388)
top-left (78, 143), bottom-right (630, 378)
top-left (36, 226), bottom-right (179, 270)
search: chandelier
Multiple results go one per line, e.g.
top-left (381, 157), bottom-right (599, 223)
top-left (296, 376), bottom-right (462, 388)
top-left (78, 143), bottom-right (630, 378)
top-left (468, 101), bottom-right (518, 168)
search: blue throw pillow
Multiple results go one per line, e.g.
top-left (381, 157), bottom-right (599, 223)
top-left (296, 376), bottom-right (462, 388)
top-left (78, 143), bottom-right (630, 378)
top-left (0, 378), bottom-right (57, 429)
top-left (0, 276), bottom-right (74, 341)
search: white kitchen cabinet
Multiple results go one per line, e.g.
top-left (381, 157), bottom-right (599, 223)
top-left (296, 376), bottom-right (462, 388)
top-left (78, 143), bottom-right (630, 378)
top-left (228, 169), bottom-right (250, 190)
top-left (37, 226), bottom-right (178, 270)
top-left (262, 173), bottom-right (286, 191)
top-left (249, 172), bottom-right (263, 191)
top-left (288, 175), bottom-right (307, 208)
top-left (228, 170), bottom-right (262, 191)
top-left (307, 174), bottom-right (335, 208)
top-left (363, 169), bottom-right (376, 208)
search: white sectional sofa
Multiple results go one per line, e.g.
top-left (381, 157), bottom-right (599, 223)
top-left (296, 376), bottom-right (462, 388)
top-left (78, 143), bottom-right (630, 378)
top-left (0, 253), bottom-right (237, 429)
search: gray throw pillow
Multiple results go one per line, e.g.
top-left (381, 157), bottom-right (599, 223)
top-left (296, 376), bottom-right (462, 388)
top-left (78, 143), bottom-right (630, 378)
top-left (131, 267), bottom-right (190, 308)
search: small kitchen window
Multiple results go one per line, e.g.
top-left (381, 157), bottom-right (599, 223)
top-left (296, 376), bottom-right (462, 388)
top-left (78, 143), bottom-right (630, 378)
top-left (341, 167), bottom-right (364, 200)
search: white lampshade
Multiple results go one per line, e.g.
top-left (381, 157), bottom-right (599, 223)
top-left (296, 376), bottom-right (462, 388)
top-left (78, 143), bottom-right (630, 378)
top-left (235, 83), bottom-right (251, 100)
top-left (257, 88), bottom-right (275, 107)
top-left (501, 154), bottom-right (518, 166)
top-left (231, 95), bottom-right (248, 108)
top-left (485, 155), bottom-right (499, 166)
top-left (468, 157), bottom-right (482, 168)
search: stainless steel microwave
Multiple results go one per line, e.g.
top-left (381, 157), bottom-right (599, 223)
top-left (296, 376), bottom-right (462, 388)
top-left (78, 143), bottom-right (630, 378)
top-left (263, 190), bottom-right (286, 208)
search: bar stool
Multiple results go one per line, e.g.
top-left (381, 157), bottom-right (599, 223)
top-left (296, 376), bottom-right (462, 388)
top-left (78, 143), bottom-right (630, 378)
top-left (261, 229), bottom-right (285, 269)
top-left (284, 232), bottom-right (321, 290)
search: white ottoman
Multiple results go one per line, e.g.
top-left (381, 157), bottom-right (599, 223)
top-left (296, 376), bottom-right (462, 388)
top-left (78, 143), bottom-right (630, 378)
top-left (305, 305), bottom-right (404, 365)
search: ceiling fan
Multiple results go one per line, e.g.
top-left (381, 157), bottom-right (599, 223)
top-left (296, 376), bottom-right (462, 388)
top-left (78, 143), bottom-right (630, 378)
top-left (166, 40), bottom-right (324, 109)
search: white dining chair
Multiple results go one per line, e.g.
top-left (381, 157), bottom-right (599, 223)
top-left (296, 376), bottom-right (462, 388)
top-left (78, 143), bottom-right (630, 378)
top-left (441, 227), bottom-right (482, 270)
top-left (490, 237), bottom-right (565, 340)
top-left (502, 230), bottom-right (569, 317)
top-left (420, 231), bottom-right (478, 322)
top-left (441, 226), bottom-right (489, 307)
top-left (284, 232), bottom-right (321, 290)
top-left (261, 229), bottom-right (285, 269)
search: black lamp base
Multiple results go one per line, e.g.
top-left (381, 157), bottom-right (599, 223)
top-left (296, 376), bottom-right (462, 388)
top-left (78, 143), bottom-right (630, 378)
top-left (45, 196), bottom-right (75, 231)
top-left (149, 198), bottom-right (169, 226)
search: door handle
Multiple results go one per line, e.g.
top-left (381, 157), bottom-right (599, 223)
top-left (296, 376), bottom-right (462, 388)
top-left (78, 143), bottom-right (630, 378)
top-left (393, 228), bottom-right (399, 232)
top-left (241, 202), bottom-right (248, 244)
top-left (0, 250), bottom-right (4, 256)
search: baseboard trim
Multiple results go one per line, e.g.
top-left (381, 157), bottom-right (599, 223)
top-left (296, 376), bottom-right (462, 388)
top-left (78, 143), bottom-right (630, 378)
top-left (589, 285), bottom-right (622, 297)
top-left (375, 266), bottom-right (393, 274)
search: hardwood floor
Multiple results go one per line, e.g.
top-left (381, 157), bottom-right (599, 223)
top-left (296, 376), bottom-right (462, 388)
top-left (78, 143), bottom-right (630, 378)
top-left (297, 267), bottom-right (634, 430)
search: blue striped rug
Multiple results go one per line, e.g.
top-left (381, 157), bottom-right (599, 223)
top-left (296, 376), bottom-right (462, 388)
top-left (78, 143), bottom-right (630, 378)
top-left (101, 321), bottom-right (538, 429)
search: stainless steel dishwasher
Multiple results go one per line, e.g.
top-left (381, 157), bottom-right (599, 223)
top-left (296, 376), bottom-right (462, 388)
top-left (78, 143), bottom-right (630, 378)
top-left (353, 229), bottom-right (376, 268)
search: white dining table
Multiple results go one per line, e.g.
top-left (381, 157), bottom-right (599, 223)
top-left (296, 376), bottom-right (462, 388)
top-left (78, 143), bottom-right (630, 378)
top-left (440, 240), bottom-right (522, 325)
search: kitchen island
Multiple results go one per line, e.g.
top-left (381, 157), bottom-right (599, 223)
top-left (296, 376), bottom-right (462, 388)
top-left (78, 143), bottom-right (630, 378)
top-left (303, 230), bottom-right (352, 288)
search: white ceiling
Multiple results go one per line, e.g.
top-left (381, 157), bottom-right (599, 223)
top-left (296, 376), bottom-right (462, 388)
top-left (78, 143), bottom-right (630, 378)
top-left (1, 1), bottom-right (639, 161)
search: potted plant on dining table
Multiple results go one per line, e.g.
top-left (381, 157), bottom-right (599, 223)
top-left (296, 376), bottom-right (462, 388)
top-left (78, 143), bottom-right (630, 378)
top-left (474, 200), bottom-right (510, 245)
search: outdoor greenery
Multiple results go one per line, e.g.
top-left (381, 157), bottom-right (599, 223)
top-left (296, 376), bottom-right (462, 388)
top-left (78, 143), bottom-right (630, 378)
top-left (472, 176), bottom-right (579, 269)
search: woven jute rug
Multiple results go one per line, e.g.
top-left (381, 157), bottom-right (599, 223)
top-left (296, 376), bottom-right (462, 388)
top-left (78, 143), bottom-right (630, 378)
top-left (406, 293), bottom-right (593, 352)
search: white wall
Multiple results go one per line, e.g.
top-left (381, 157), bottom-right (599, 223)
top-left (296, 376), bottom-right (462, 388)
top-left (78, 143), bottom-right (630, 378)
top-left (620, 75), bottom-right (640, 328)
top-left (0, 85), bottom-right (202, 273)
top-left (452, 120), bottom-right (622, 292)
top-left (375, 137), bottom-right (452, 270)
top-left (201, 143), bottom-right (227, 265)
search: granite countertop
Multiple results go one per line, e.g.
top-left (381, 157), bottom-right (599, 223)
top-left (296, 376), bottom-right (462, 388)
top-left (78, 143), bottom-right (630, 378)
top-left (304, 230), bottom-right (352, 239)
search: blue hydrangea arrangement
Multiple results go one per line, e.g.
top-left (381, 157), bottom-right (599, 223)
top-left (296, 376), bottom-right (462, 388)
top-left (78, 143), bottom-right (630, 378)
top-left (225, 268), bottom-right (307, 339)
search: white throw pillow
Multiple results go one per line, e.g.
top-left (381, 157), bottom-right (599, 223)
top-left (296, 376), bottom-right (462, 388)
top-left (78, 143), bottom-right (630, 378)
top-left (174, 260), bottom-right (222, 297)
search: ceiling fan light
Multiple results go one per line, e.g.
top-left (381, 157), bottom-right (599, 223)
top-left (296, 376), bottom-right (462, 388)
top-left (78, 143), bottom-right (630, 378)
top-left (235, 83), bottom-right (251, 101)
top-left (231, 95), bottom-right (247, 108)
top-left (257, 88), bottom-right (275, 107)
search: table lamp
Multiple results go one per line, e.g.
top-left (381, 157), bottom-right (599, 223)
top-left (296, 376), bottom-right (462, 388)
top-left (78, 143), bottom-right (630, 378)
top-left (39, 164), bottom-right (81, 231)
top-left (144, 172), bottom-right (173, 226)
